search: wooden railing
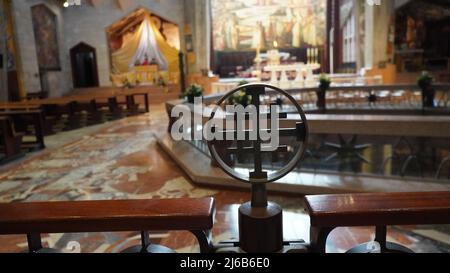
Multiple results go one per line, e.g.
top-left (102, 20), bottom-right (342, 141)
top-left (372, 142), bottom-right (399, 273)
top-left (305, 192), bottom-right (450, 253)
top-left (0, 198), bottom-right (216, 253)
top-left (166, 83), bottom-right (450, 181)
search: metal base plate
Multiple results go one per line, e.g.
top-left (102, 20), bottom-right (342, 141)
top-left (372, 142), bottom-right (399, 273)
top-left (121, 244), bottom-right (177, 253)
top-left (215, 241), bottom-right (310, 253)
top-left (346, 242), bottom-right (414, 253)
top-left (239, 202), bottom-right (284, 253)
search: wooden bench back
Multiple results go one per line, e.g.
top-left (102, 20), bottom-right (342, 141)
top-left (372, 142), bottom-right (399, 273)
top-left (0, 198), bottom-right (215, 235)
top-left (305, 192), bottom-right (450, 227)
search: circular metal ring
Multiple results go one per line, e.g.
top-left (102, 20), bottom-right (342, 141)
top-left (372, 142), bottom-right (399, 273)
top-left (207, 83), bottom-right (309, 184)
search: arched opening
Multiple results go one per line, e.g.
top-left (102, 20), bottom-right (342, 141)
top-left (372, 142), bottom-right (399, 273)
top-left (70, 42), bottom-right (99, 88)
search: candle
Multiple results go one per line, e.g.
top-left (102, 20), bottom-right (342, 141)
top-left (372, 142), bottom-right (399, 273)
top-left (268, 41), bottom-right (281, 66)
top-left (307, 48), bottom-right (311, 64)
top-left (315, 48), bottom-right (319, 64)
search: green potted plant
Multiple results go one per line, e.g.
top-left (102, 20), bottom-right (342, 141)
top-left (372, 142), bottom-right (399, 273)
top-left (317, 74), bottom-right (331, 109)
top-left (417, 71), bottom-right (435, 108)
top-left (184, 84), bottom-right (204, 104)
top-left (227, 81), bottom-right (252, 107)
top-left (156, 75), bottom-right (167, 88)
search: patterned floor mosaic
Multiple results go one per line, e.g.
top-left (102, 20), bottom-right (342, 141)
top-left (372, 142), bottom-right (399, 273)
top-left (0, 106), bottom-right (448, 253)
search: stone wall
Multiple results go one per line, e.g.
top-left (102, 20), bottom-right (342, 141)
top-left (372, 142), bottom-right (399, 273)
top-left (6, 0), bottom-right (221, 98)
top-left (62, 0), bottom-right (186, 88)
top-left (9, 0), bottom-right (186, 98)
top-left (0, 1), bottom-right (6, 101)
top-left (11, 0), bottom-right (72, 97)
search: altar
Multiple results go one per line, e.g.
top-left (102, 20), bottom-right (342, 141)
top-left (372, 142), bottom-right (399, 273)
top-left (258, 46), bottom-right (322, 89)
top-left (109, 13), bottom-right (180, 88)
top-left (264, 63), bottom-right (321, 89)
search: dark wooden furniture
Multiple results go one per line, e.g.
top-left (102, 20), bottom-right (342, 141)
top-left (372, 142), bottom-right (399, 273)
top-left (120, 91), bottom-right (150, 113)
top-left (304, 192), bottom-right (450, 253)
top-left (0, 90), bottom-right (149, 139)
top-left (7, 71), bottom-right (21, 102)
top-left (0, 197), bottom-right (215, 253)
top-left (0, 116), bottom-right (24, 162)
top-left (0, 91), bottom-right (150, 164)
top-left (27, 91), bottom-right (48, 100)
top-left (0, 110), bottom-right (46, 150)
top-left (0, 104), bottom-right (56, 136)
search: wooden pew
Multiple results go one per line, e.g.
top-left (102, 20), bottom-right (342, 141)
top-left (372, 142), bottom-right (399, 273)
top-left (0, 110), bottom-right (46, 150)
top-left (107, 96), bottom-right (125, 119)
top-left (0, 198), bottom-right (215, 253)
top-left (304, 192), bottom-right (450, 253)
top-left (20, 97), bottom-right (96, 130)
top-left (0, 90), bottom-right (149, 137)
top-left (67, 95), bottom-right (107, 125)
top-left (73, 91), bottom-right (126, 119)
top-left (90, 90), bottom-right (149, 117)
top-left (0, 104), bottom-right (40, 111)
top-left (0, 103), bottom-right (58, 135)
top-left (119, 90), bottom-right (150, 114)
top-left (0, 116), bottom-right (24, 163)
top-left (13, 98), bottom-right (78, 132)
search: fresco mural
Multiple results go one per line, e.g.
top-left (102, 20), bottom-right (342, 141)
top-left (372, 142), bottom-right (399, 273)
top-left (212, 0), bottom-right (327, 51)
top-left (31, 4), bottom-right (61, 70)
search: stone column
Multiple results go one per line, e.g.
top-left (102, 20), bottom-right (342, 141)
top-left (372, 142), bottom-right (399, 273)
top-left (0, 0), bottom-right (8, 101)
top-left (364, 0), bottom-right (395, 68)
top-left (10, 0), bottom-right (40, 99)
top-left (364, 2), bottom-right (375, 68)
top-left (353, 0), bottom-right (363, 71)
top-left (184, 0), bottom-right (211, 74)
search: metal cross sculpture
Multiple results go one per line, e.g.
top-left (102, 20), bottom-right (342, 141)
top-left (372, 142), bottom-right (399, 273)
top-left (207, 83), bottom-right (309, 253)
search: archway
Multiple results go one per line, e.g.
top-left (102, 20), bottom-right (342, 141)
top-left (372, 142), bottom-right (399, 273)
top-left (70, 42), bottom-right (99, 88)
top-left (106, 8), bottom-right (181, 87)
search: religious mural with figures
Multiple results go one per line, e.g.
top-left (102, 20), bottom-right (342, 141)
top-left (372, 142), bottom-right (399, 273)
top-left (212, 0), bottom-right (326, 51)
top-left (31, 4), bottom-right (61, 70)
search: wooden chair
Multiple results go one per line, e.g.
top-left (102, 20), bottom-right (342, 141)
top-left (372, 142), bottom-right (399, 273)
top-left (304, 192), bottom-right (450, 253)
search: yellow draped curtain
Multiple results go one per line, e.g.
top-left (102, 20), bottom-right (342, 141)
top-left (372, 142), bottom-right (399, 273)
top-left (110, 14), bottom-right (179, 86)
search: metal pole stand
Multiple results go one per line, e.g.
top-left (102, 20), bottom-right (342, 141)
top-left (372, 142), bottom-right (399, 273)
top-left (239, 183), bottom-right (283, 253)
top-left (239, 205), bottom-right (283, 252)
top-left (207, 84), bottom-right (310, 253)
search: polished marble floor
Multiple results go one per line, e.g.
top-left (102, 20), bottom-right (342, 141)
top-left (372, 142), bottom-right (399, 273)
top-left (0, 106), bottom-right (448, 253)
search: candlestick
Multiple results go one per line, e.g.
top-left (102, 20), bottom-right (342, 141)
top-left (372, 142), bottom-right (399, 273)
top-left (314, 48), bottom-right (319, 64)
top-left (268, 49), bottom-right (280, 66)
top-left (307, 48), bottom-right (311, 64)
top-left (254, 45), bottom-right (262, 79)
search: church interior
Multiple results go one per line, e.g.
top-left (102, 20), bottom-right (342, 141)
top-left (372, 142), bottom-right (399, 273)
top-left (0, 0), bottom-right (449, 255)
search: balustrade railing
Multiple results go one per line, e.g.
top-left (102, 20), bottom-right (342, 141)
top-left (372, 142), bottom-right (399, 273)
top-left (171, 83), bottom-right (450, 182)
top-left (203, 83), bottom-right (450, 113)
top-left (185, 134), bottom-right (450, 182)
